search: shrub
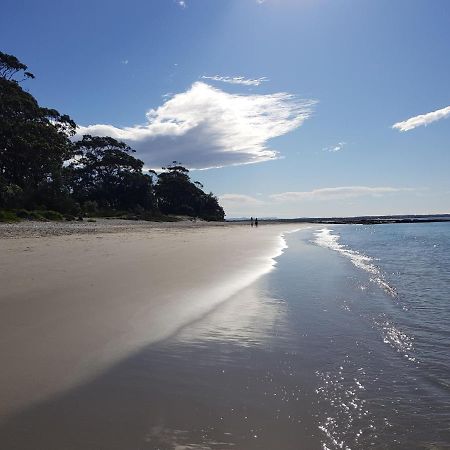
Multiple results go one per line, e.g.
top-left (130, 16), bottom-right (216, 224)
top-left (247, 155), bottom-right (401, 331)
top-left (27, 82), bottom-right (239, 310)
top-left (40, 210), bottom-right (64, 221)
top-left (0, 210), bottom-right (20, 222)
top-left (83, 200), bottom-right (98, 215)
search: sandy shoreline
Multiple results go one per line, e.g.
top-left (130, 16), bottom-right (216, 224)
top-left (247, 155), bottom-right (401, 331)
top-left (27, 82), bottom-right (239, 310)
top-left (0, 217), bottom-right (230, 239)
top-left (0, 220), bottom-right (307, 420)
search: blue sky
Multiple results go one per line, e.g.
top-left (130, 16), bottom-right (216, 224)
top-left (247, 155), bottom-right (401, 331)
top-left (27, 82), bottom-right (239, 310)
top-left (2, 0), bottom-right (449, 217)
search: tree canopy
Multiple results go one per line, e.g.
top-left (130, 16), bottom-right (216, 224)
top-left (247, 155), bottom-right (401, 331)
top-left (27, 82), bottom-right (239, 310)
top-left (156, 162), bottom-right (224, 220)
top-left (0, 51), bottom-right (225, 221)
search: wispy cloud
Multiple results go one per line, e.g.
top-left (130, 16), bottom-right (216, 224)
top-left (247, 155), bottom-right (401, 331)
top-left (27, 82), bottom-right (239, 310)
top-left (219, 194), bottom-right (264, 206)
top-left (177, 0), bottom-right (186, 8)
top-left (120, 59), bottom-right (129, 65)
top-left (392, 106), bottom-right (450, 132)
top-left (77, 82), bottom-right (315, 170)
top-left (201, 75), bottom-right (269, 87)
top-left (270, 186), bottom-right (415, 202)
top-left (219, 194), bottom-right (265, 217)
top-left (323, 141), bottom-right (346, 152)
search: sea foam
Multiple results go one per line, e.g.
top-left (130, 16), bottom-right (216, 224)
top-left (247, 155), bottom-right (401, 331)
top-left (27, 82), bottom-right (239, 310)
top-left (313, 228), bottom-right (397, 297)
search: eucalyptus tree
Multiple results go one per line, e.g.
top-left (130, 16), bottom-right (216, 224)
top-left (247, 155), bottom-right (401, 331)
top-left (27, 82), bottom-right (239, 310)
top-left (68, 135), bottom-right (156, 211)
top-left (0, 51), bottom-right (75, 209)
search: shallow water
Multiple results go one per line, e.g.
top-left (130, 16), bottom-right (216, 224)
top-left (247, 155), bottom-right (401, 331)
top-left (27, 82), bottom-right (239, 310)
top-left (0, 223), bottom-right (449, 449)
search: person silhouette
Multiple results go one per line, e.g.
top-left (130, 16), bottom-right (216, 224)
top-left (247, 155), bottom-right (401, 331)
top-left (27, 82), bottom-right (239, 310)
top-left (255, 217), bottom-right (258, 227)
top-left (250, 217), bottom-right (254, 227)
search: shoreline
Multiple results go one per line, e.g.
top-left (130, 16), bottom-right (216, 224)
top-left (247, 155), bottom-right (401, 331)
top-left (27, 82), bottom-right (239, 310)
top-left (0, 221), bottom-right (306, 419)
top-left (2, 212), bottom-right (449, 240)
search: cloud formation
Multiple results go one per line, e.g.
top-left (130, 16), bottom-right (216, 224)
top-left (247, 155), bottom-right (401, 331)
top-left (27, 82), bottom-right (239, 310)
top-left (219, 194), bottom-right (264, 206)
top-left (392, 106), bottom-right (450, 132)
top-left (323, 141), bottom-right (345, 152)
top-left (77, 82), bottom-right (315, 169)
top-left (270, 186), bottom-right (414, 202)
top-left (201, 75), bottom-right (269, 86)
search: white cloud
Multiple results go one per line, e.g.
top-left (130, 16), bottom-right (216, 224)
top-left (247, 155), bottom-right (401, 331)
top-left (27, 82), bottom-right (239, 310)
top-left (178, 0), bottom-right (186, 8)
top-left (392, 106), bottom-right (450, 132)
top-left (219, 194), bottom-right (264, 206)
top-left (270, 186), bottom-right (415, 202)
top-left (219, 194), bottom-right (265, 218)
top-left (323, 141), bottom-right (345, 152)
top-left (201, 75), bottom-right (269, 87)
top-left (77, 81), bottom-right (315, 170)
top-left (121, 59), bottom-right (129, 65)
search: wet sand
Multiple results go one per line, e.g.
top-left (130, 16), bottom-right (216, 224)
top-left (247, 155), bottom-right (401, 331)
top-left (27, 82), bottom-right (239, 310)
top-left (0, 221), bottom-right (304, 420)
top-left (0, 280), bottom-right (321, 450)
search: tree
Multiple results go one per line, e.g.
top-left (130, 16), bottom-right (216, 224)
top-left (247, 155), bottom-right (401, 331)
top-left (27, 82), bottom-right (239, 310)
top-left (68, 135), bottom-right (156, 211)
top-left (0, 51), bottom-right (225, 221)
top-left (0, 52), bottom-right (75, 209)
top-left (0, 51), bottom-right (34, 81)
top-left (155, 162), bottom-right (224, 221)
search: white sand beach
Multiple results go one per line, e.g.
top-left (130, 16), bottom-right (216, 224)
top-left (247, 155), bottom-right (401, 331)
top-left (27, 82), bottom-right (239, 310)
top-left (0, 221), bottom-right (305, 419)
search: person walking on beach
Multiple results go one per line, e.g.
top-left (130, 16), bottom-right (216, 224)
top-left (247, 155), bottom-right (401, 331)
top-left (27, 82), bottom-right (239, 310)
top-left (250, 217), bottom-right (254, 227)
top-left (255, 217), bottom-right (258, 227)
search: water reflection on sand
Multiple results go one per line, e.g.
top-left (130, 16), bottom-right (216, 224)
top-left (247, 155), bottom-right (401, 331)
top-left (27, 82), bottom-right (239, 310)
top-left (0, 274), bottom-right (321, 450)
top-left (175, 282), bottom-right (288, 349)
top-left (142, 281), bottom-right (321, 449)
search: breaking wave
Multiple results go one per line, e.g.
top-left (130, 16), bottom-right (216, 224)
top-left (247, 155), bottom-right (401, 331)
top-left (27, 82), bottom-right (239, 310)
top-left (313, 228), bottom-right (397, 297)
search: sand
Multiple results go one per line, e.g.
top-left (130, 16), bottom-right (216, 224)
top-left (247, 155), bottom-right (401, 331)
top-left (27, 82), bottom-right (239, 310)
top-left (0, 220), bottom-right (305, 420)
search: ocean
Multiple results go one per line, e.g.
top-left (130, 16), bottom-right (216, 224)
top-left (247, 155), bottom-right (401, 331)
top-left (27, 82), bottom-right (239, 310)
top-left (1, 223), bottom-right (448, 449)
top-left (299, 223), bottom-right (450, 449)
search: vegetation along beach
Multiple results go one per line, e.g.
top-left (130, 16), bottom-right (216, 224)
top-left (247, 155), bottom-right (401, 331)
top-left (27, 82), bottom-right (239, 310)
top-left (1, 1), bottom-right (450, 449)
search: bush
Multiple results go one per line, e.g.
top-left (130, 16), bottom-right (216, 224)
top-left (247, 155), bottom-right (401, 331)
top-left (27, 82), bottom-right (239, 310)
top-left (40, 210), bottom-right (64, 221)
top-left (83, 200), bottom-right (98, 215)
top-left (0, 210), bottom-right (20, 222)
top-left (0, 183), bottom-right (23, 209)
top-left (15, 209), bottom-right (64, 221)
top-left (15, 209), bottom-right (42, 220)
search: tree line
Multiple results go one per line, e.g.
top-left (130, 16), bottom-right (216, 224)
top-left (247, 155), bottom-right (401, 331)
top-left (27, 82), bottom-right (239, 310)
top-left (0, 51), bottom-right (225, 221)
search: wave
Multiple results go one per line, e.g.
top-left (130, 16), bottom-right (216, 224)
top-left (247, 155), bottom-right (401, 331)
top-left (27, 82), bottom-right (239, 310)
top-left (313, 228), bottom-right (397, 297)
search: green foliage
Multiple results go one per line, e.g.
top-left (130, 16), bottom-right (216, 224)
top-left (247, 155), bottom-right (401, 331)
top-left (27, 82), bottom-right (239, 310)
top-left (155, 162), bottom-right (224, 221)
top-left (0, 52), bottom-right (225, 222)
top-left (83, 200), bottom-right (98, 215)
top-left (67, 135), bottom-right (156, 212)
top-left (40, 210), bottom-right (64, 221)
top-left (14, 209), bottom-right (63, 221)
top-left (0, 51), bottom-right (35, 82)
top-left (0, 52), bottom-right (76, 213)
top-left (0, 210), bottom-right (20, 222)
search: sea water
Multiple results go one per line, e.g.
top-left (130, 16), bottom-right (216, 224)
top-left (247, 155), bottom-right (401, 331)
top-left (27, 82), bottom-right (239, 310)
top-left (1, 223), bottom-right (449, 449)
top-left (302, 222), bottom-right (450, 449)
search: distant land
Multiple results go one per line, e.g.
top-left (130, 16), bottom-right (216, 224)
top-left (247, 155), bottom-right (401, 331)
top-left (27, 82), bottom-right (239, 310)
top-left (228, 214), bottom-right (450, 225)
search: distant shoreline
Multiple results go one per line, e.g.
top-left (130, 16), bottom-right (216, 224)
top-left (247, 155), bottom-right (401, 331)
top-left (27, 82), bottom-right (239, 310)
top-left (231, 214), bottom-right (450, 225)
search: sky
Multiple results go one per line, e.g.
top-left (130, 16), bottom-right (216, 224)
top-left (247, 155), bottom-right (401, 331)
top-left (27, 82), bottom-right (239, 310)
top-left (1, 0), bottom-right (450, 218)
